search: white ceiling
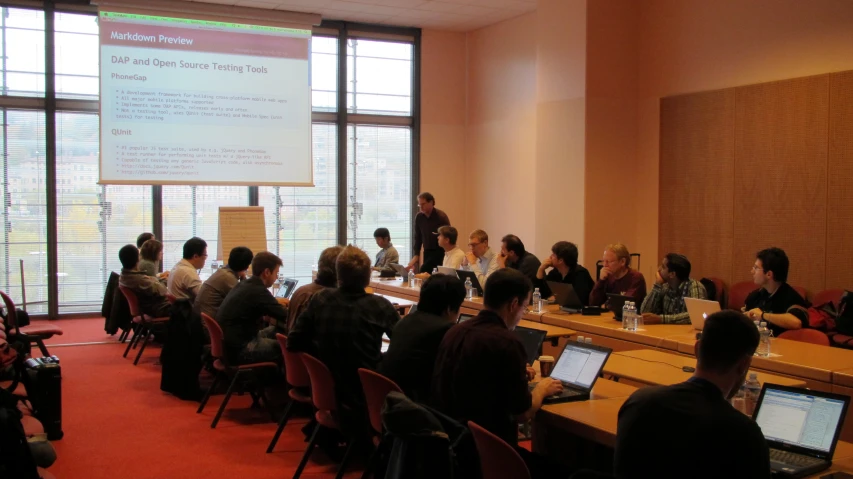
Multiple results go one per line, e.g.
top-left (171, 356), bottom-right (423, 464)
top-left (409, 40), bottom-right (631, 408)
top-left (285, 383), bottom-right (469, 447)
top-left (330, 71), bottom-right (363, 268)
top-left (188, 0), bottom-right (537, 32)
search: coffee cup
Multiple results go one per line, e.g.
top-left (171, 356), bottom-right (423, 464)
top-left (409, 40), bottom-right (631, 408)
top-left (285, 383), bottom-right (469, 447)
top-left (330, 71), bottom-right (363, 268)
top-left (539, 355), bottom-right (555, 378)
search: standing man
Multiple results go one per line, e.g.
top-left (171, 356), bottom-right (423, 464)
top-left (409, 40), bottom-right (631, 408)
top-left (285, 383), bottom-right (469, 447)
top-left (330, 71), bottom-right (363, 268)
top-left (407, 192), bottom-right (450, 273)
top-left (498, 234), bottom-right (541, 285)
top-left (743, 247), bottom-right (808, 337)
top-left (371, 227), bottom-right (399, 272)
top-left (640, 253), bottom-right (706, 325)
top-left (167, 237), bottom-right (207, 301)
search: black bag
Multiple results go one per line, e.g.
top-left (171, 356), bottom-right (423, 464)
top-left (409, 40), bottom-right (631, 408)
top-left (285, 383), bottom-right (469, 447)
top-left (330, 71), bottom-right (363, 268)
top-left (22, 356), bottom-right (63, 440)
top-left (16, 309), bottom-right (30, 328)
top-left (160, 299), bottom-right (204, 401)
top-left (0, 389), bottom-right (40, 479)
top-left (837, 291), bottom-right (853, 335)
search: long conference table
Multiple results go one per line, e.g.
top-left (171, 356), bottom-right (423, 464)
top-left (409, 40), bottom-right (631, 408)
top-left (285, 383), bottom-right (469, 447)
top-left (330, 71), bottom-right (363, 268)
top-left (371, 275), bottom-right (853, 473)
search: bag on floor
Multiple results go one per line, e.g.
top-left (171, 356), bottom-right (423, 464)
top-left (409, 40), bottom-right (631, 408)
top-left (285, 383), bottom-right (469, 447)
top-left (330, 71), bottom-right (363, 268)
top-left (160, 299), bottom-right (204, 401)
top-left (22, 356), bottom-right (63, 440)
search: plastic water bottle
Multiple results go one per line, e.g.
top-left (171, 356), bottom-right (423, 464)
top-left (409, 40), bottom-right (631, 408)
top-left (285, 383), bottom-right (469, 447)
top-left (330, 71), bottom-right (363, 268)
top-left (629, 302), bottom-right (639, 332)
top-left (622, 301), bottom-right (631, 330)
top-left (532, 288), bottom-right (542, 313)
top-left (585, 337), bottom-right (592, 344)
top-left (757, 321), bottom-right (771, 357)
top-left (465, 277), bottom-right (473, 299)
top-left (731, 383), bottom-right (746, 414)
top-left (408, 269), bottom-right (415, 288)
top-left (577, 336), bottom-right (585, 342)
top-left (743, 373), bottom-right (762, 416)
top-left (432, 267), bottom-right (438, 275)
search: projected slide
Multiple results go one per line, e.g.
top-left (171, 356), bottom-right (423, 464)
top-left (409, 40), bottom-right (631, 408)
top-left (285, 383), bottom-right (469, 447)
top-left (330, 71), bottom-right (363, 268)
top-left (99, 11), bottom-right (312, 185)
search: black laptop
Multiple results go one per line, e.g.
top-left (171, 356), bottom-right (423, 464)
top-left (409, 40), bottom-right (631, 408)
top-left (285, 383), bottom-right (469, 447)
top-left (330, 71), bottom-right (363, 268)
top-left (514, 326), bottom-right (548, 366)
top-left (529, 341), bottom-right (612, 404)
top-left (753, 383), bottom-right (850, 478)
top-left (547, 281), bottom-right (584, 313)
top-left (275, 278), bottom-right (299, 299)
top-left (456, 269), bottom-right (484, 297)
top-left (606, 293), bottom-right (633, 321)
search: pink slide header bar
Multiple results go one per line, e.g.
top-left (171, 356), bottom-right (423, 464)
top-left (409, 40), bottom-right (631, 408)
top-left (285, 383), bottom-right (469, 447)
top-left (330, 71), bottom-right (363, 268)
top-left (101, 21), bottom-right (309, 60)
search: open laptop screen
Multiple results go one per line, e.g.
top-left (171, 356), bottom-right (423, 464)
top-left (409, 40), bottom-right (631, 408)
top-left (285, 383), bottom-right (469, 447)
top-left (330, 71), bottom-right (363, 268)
top-left (550, 343), bottom-right (609, 390)
top-left (514, 326), bottom-right (547, 366)
top-left (755, 387), bottom-right (847, 453)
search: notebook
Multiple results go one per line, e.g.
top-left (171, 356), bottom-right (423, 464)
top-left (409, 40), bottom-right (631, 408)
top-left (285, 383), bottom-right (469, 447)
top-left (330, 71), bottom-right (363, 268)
top-left (530, 341), bottom-right (612, 404)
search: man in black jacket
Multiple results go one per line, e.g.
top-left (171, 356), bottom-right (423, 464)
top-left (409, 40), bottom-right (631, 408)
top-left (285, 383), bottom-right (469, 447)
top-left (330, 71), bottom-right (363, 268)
top-left (216, 252), bottom-right (287, 365)
top-left (380, 274), bottom-right (466, 402)
top-left (614, 310), bottom-right (770, 479)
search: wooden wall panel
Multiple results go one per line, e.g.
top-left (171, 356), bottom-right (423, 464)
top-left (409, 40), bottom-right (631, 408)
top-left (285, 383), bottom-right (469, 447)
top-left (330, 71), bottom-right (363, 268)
top-left (827, 71), bottom-right (853, 291)
top-left (659, 90), bottom-right (735, 284)
top-left (732, 75), bottom-right (829, 294)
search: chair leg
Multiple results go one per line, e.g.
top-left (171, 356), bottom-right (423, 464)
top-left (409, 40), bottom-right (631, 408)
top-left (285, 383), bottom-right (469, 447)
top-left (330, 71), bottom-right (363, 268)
top-left (361, 439), bottom-right (384, 479)
top-left (211, 371), bottom-right (242, 429)
top-left (132, 326), bottom-right (145, 349)
top-left (335, 438), bottom-right (357, 479)
top-left (293, 423), bottom-right (321, 479)
top-left (118, 329), bottom-right (128, 343)
top-left (122, 328), bottom-right (138, 358)
top-left (266, 399), bottom-right (295, 453)
top-left (133, 326), bottom-right (151, 366)
top-left (33, 339), bottom-right (49, 357)
top-left (197, 373), bottom-right (221, 414)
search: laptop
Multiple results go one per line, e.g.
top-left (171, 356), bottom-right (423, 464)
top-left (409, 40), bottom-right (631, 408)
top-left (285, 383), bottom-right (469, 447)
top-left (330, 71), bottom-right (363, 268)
top-left (753, 383), bottom-right (850, 478)
top-left (514, 326), bottom-right (548, 366)
top-left (606, 294), bottom-right (633, 321)
top-left (456, 269), bottom-right (484, 297)
top-left (274, 278), bottom-right (299, 299)
top-left (436, 266), bottom-right (458, 277)
top-left (529, 341), bottom-right (612, 404)
top-left (684, 297), bottom-right (721, 331)
top-left (389, 263), bottom-right (409, 278)
top-left (457, 313), bottom-right (473, 324)
top-left (546, 281), bottom-right (584, 313)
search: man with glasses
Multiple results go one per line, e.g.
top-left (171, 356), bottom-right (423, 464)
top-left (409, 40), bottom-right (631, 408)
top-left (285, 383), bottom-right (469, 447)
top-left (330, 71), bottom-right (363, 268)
top-left (406, 192), bottom-right (451, 273)
top-left (167, 236), bottom-right (208, 301)
top-left (462, 229), bottom-right (500, 286)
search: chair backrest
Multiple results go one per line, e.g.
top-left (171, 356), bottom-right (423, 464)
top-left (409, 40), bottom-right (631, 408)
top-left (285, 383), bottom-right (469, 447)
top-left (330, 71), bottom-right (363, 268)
top-left (813, 289), bottom-right (845, 309)
top-left (468, 421), bottom-right (531, 479)
top-left (117, 285), bottom-right (142, 318)
top-left (779, 328), bottom-right (830, 346)
top-left (0, 291), bottom-right (18, 332)
top-left (299, 353), bottom-right (337, 412)
top-left (595, 253), bottom-right (641, 280)
top-left (201, 313), bottom-right (225, 359)
top-left (276, 334), bottom-right (309, 388)
top-left (708, 277), bottom-right (726, 306)
top-left (358, 368), bottom-right (403, 434)
top-left (728, 281), bottom-right (757, 311)
top-left (793, 286), bottom-right (808, 303)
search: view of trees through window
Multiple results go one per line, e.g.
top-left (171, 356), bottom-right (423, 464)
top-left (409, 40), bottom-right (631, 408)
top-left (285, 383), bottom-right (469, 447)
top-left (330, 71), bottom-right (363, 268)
top-left (0, 5), bottom-right (417, 317)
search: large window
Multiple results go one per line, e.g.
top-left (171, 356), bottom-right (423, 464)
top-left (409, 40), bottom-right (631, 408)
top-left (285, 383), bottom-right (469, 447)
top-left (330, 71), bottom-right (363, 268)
top-left (0, 4), bottom-right (418, 317)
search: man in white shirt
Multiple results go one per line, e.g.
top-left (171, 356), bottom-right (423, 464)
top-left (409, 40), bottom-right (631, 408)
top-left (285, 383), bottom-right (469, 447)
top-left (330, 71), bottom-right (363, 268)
top-left (167, 236), bottom-right (208, 301)
top-left (439, 226), bottom-right (466, 270)
top-left (462, 229), bottom-right (500, 286)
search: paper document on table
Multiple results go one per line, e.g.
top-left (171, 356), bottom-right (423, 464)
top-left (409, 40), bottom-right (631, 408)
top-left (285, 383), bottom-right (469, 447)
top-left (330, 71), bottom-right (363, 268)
top-left (217, 207), bottom-right (267, 260)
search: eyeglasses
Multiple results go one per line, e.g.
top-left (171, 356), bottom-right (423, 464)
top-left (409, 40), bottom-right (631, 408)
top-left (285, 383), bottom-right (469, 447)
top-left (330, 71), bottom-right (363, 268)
top-left (468, 242), bottom-right (481, 248)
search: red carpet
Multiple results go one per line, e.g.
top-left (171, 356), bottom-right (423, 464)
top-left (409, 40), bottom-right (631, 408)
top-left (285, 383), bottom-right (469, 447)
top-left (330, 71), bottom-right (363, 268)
top-left (40, 318), bottom-right (115, 346)
top-left (45, 319), bottom-right (365, 479)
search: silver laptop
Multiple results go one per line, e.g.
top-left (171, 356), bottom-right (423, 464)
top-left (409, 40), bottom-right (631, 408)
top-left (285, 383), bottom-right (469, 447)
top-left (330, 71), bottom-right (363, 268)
top-left (754, 383), bottom-right (850, 478)
top-left (684, 297), bottom-right (721, 331)
top-left (436, 266), bottom-right (458, 277)
top-left (530, 341), bottom-right (612, 404)
top-left (389, 263), bottom-right (409, 278)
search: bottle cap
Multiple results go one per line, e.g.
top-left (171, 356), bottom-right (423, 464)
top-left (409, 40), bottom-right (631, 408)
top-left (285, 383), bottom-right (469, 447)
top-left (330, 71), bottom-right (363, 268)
top-left (577, 336), bottom-right (585, 342)
top-left (749, 372), bottom-right (758, 379)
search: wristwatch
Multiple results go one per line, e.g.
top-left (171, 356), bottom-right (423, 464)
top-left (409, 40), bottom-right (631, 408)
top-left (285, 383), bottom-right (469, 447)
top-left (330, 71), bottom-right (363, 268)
top-left (760, 311), bottom-right (766, 321)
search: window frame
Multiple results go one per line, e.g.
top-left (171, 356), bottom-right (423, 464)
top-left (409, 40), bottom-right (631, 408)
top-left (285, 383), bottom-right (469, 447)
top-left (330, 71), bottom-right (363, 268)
top-left (0, 4), bottom-right (420, 318)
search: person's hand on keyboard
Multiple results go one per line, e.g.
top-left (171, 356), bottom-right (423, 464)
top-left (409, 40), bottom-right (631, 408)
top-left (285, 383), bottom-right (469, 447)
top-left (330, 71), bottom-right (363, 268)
top-left (526, 367), bottom-right (536, 381)
top-left (534, 377), bottom-right (563, 398)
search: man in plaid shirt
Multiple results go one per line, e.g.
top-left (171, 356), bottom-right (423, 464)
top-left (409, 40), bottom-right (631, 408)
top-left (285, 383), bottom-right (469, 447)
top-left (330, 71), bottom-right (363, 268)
top-left (640, 253), bottom-right (707, 324)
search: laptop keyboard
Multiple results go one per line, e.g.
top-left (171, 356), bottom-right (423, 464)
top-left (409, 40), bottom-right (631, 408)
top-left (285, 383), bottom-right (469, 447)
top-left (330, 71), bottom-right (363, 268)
top-left (769, 449), bottom-right (823, 468)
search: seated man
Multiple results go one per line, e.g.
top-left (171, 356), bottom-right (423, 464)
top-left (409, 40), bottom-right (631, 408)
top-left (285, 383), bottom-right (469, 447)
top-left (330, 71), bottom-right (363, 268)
top-left (640, 253), bottom-right (707, 324)
top-left (589, 243), bottom-right (647, 307)
top-left (431, 269), bottom-right (564, 479)
top-left (215, 252), bottom-right (288, 365)
top-left (498, 234), bottom-right (541, 285)
top-left (167, 236), bottom-right (207, 301)
top-left (286, 245), bottom-right (343, 332)
top-left (117, 244), bottom-right (171, 318)
top-left (439, 226), bottom-right (466, 270)
top-left (380, 274), bottom-right (466, 402)
top-left (136, 232), bottom-right (155, 250)
top-left (615, 310), bottom-right (770, 479)
top-left (743, 247), bottom-right (808, 337)
top-left (371, 227), bottom-right (399, 272)
top-left (534, 241), bottom-right (594, 306)
top-left (193, 246), bottom-right (253, 321)
top-left (288, 246), bottom-right (400, 415)
top-left (461, 229), bottom-right (500, 286)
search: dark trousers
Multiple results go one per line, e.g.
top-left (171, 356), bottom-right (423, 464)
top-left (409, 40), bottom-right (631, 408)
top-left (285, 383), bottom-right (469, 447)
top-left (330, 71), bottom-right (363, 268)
top-left (420, 248), bottom-right (444, 273)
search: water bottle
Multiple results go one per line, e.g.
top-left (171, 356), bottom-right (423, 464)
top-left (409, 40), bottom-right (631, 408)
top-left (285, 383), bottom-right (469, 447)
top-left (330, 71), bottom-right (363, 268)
top-left (585, 337), bottom-right (592, 344)
top-left (408, 269), bottom-right (415, 288)
top-left (577, 336), bottom-right (585, 342)
top-left (758, 321), bottom-right (771, 357)
top-left (432, 267), bottom-right (438, 275)
top-left (622, 301), bottom-right (631, 330)
top-left (743, 373), bottom-right (762, 416)
top-left (731, 383), bottom-right (746, 414)
top-left (629, 302), bottom-right (639, 332)
top-left (465, 277), bottom-right (473, 299)
top-left (532, 288), bottom-right (542, 313)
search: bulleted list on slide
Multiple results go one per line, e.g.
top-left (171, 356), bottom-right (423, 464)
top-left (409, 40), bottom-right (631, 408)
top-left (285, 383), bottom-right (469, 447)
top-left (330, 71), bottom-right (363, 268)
top-left (99, 11), bottom-right (312, 185)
